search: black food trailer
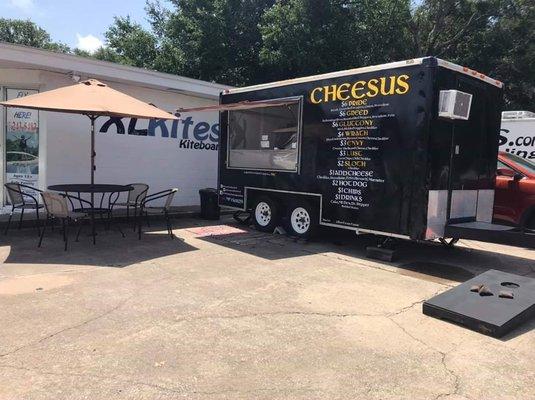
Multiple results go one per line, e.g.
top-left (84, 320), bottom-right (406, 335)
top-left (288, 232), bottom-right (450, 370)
top-left (180, 57), bottom-right (535, 248)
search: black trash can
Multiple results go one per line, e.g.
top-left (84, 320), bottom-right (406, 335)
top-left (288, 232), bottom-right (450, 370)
top-left (199, 188), bottom-right (220, 220)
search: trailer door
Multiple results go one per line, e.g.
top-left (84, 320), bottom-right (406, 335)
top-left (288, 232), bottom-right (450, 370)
top-left (447, 77), bottom-right (492, 223)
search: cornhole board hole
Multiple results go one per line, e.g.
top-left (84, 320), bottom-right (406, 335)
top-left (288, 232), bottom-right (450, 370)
top-left (423, 269), bottom-right (535, 338)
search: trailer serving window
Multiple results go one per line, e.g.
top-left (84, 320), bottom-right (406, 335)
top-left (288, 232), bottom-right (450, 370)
top-left (227, 97), bottom-right (302, 171)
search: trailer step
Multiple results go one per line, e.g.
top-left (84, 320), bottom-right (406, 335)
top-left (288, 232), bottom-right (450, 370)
top-left (445, 221), bottom-right (535, 248)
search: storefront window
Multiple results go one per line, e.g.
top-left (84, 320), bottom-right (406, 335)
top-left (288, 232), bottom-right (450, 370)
top-left (228, 98), bottom-right (301, 171)
top-left (5, 89), bottom-right (39, 197)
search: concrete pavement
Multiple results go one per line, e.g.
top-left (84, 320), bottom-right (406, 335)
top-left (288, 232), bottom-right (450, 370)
top-left (0, 216), bottom-right (533, 399)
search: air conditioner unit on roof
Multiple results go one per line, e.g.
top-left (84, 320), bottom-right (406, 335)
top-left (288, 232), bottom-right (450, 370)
top-left (439, 90), bottom-right (472, 120)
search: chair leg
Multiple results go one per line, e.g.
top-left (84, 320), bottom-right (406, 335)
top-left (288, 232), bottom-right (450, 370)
top-left (101, 211), bottom-right (110, 231)
top-left (35, 207), bottom-right (41, 236)
top-left (76, 219), bottom-right (83, 242)
top-left (165, 211), bottom-right (173, 239)
top-left (91, 213), bottom-right (96, 245)
top-left (38, 216), bottom-right (48, 248)
top-left (126, 205), bottom-right (130, 223)
top-left (138, 213), bottom-right (142, 240)
top-left (63, 218), bottom-right (69, 251)
top-left (4, 208), bottom-right (14, 235)
top-left (145, 211), bottom-right (150, 228)
top-left (18, 208), bottom-right (25, 229)
top-left (116, 221), bottom-right (125, 238)
top-left (105, 210), bottom-right (111, 231)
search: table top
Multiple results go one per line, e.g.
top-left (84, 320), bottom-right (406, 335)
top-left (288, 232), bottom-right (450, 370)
top-left (48, 184), bottom-right (133, 193)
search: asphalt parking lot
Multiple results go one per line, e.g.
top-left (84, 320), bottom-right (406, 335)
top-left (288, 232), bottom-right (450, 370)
top-left (0, 215), bottom-right (534, 399)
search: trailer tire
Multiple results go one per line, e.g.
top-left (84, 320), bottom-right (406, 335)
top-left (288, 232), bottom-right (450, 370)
top-left (252, 196), bottom-right (280, 232)
top-left (286, 200), bottom-right (318, 238)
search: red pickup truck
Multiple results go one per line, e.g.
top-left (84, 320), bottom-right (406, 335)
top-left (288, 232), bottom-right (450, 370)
top-left (494, 152), bottom-right (535, 229)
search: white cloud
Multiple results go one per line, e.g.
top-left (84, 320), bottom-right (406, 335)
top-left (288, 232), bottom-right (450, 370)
top-left (76, 34), bottom-right (104, 53)
top-left (8, 0), bottom-right (35, 12)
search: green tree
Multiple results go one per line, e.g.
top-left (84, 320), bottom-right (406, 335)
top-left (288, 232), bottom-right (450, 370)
top-left (407, 0), bottom-right (494, 57)
top-left (487, 0), bottom-right (535, 109)
top-left (101, 16), bottom-right (159, 69)
top-left (1, 1), bottom-right (534, 110)
top-left (407, 0), bottom-right (535, 109)
top-left (147, 0), bottom-right (275, 84)
top-left (259, 0), bottom-right (412, 81)
top-left (0, 18), bottom-right (70, 53)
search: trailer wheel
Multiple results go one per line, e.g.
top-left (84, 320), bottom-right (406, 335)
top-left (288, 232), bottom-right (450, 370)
top-left (286, 201), bottom-right (317, 238)
top-left (252, 196), bottom-right (280, 232)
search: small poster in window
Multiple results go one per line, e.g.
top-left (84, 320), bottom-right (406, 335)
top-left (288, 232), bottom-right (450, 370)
top-left (5, 89), bottom-right (39, 197)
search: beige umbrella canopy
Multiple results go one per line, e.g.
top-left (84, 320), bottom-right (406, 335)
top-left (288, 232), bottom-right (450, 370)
top-left (0, 79), bottom-right (178, 185)
top-left (0, 79), bottom-right (178, 119)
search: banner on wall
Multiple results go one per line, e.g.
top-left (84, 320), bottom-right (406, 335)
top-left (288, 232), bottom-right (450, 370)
top-left (5, 89), bottom-right (39, 195)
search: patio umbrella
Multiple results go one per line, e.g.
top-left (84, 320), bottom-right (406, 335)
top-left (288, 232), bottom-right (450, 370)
top-left (0, 79), bottom-right (178, 186)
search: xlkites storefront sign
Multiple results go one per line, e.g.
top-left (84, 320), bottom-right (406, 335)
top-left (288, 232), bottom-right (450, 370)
top-left (99, 115), bottom-right (219, 150)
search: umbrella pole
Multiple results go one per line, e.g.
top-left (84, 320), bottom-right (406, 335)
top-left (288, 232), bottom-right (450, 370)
top-left (89, 115), bottom-right (97, 245)
top-left (90, 116), bottom-right (96, 185)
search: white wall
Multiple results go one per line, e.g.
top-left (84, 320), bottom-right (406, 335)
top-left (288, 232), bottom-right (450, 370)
top-left (37, 72), bottom-right (220, 207)
top-left (500, 119), bottom-right (535, 161)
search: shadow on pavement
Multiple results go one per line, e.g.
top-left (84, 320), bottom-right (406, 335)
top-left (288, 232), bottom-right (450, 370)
top-left (1, 215), bottom-right (533, 280)
top-left (194, 222), bottom-right (535, 283)
top-left (0, 219), bottom-right (199, 268)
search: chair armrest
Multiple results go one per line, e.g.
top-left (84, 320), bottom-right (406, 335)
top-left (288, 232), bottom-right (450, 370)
top-left (141, 189), bottom-right (178, 208)
top-left (61, 193), bottom-right (93, 208)
top-left (18, 183), bottom-right (43, 193)
top-left (5, 184), bottom-right (39, 205)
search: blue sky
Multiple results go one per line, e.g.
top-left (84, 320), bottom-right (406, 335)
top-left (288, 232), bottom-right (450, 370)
top-left (1, 0), bottom-right (163, 52)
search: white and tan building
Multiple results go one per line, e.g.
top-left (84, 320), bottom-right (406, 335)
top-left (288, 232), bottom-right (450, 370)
top-left (0, 42), bottom-right (229, 209)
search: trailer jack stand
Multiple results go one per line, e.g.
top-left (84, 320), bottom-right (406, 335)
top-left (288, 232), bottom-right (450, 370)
top-left (438, 237), bottom-right (459, 248)
top-left (366, 237), bottom-right (399, 262)
top-left (233, 211), bottom-right (251, 226)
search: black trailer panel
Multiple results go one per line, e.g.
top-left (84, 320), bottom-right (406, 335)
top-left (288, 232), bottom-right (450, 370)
top-left (218, 57), bottom-right (504, 241)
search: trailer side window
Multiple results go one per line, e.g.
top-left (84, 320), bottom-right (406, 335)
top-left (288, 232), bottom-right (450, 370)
top-left (228, 99), bottom-right (301, 171)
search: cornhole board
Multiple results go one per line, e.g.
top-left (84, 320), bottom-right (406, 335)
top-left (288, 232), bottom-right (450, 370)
top-left (423, 269), bottom-right (535, 338)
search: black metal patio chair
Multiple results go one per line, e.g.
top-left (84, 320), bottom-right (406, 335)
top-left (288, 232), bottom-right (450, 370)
top-left (4, 182), bottom-right (44, 235)
top-left (39, 192), bottom-right (88, 251)
top-left (137, 188), bottom-right (178, 240)
top-left (113, 183), bottom-right (149, 226)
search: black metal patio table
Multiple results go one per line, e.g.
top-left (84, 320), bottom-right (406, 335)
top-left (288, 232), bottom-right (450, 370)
top-left (48, 184), bottom-right (133, 244)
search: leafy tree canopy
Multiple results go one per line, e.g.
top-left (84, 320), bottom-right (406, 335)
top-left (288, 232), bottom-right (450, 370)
top-left (0, 0), bottom-right (533, 109)
top-left (0, 18), bottom-right (70, 53)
